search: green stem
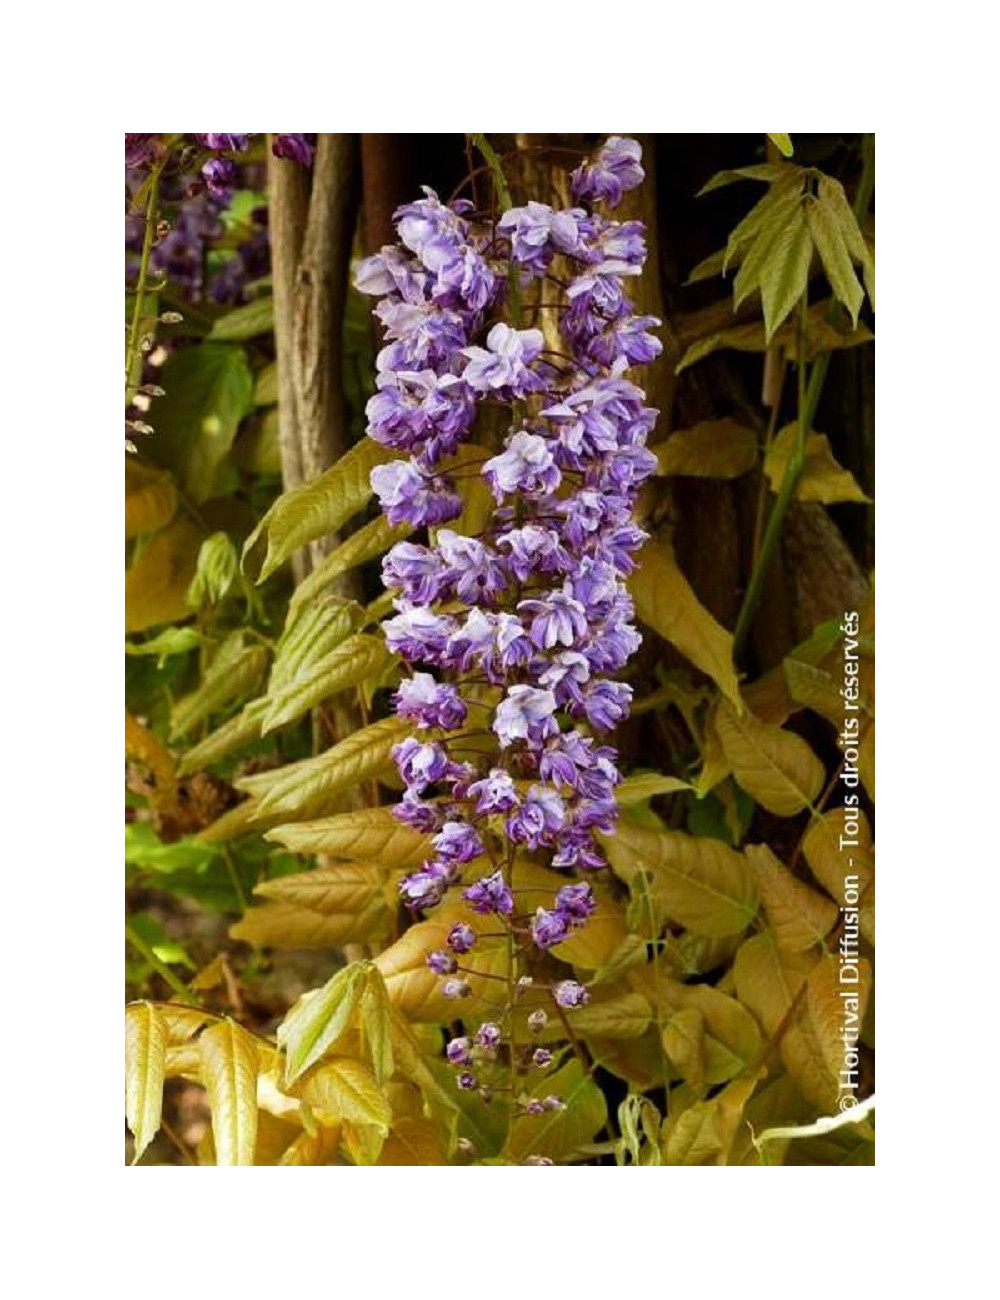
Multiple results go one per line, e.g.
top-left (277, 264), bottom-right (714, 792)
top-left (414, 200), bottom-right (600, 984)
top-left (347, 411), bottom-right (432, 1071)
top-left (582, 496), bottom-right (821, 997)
top-left (126, 165), bottom-right (163, 405)
top-left (126, 922), bottom-right (201, 1005)
top-left (468, 133), bottom-right (523, 331)
top-left (732, 135), bottom-right (875, 664)
top-left (220, 845), bottom-right (248, 913)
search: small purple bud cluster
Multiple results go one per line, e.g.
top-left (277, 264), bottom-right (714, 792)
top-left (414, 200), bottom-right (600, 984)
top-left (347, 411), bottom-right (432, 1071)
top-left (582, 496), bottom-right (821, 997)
top-left (358, 140), bottom-right (656, 954)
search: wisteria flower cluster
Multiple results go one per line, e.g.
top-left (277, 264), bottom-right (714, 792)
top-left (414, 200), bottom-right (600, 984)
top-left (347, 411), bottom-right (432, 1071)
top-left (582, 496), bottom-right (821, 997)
top-left (356, 136), bottom-right (660, 1107)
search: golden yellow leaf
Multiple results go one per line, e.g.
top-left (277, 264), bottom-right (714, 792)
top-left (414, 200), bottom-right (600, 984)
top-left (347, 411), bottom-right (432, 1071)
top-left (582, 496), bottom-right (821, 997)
top-left (630, 540), bottom-right (741, 707)
top-left (125, 1002), bottom-right (167, 1164)
top-left (802, 807), bottom-right (874, 899)
top-left (715, 697), bottom-right (825, 816)
top-left (230, 860), bottom-right (392, 949)
top-left (602, 819), bottom-right (758, 937)
top-left (655, 419), bottom-right (758, 479)
top-left (125, 459), bottom-right (178, 539)
top-left (570, 990), bottom-right (653, 1040)
top-left (506, 1059), bottom-right (608, 1163)
top-left (375, 908), bottom-right (508, 1023)
top-left (748, 843), bottom-right (838, 951)
top-left (198, 1019), bottom-right (260, 1166)
top-left (377, 1116), bottom-right (447, 1166)
top-left (300, 1058), bottom-right (391, 1132)
top-left (278, 1125), bottom-right (341, 1166)
top-left (125, 518), bottom-right (202, 633)
top-left (265, 806), bottom-right (430, 870)
top-left (765, 425), bottom-right (871, 504)
top-left (662, 1008), bottom-right (706, 1086)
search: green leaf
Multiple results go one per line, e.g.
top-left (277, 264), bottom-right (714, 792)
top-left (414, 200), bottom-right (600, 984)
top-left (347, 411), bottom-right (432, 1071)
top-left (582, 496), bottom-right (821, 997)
top-left (629, 539), bottom-right (741, 708)
top-left (817, 176), bottom-right (875, 309)
top-left (676, 300), bottom-right (872, 372)
top-left (270, 598), bottom-right (362, 692)
top-left (806, 197), bottom-right (864, 326)
top-left (724, 173), bottom-right (804, 275)
top-left (262, 633), bottom-right (393, 733)
top-left (125, 1002), bottom-right (167, 1164)
top-left (199, 1019), bottom-right (260, 1166)
top-left (685, 247), bottom-right (726, 285)
top-left (715, 698), bottom-right (825, 816)
top-left (601, 820), bottom-right (759, 937)
top-left (571, 990), bottom-right (653, 1040)
top-left (764, 425), bottom-right (871, 504)
top-left (757, 207), bottom-right (813, 341)
top-left (506, 1059), bottom-right (608, 1163)
top-left (170, 632), bottom-right (269, 739)
top-left (253, 361), bottom-right (278, 406)
top-left (290, 516), bottom-right (412, 613)
top-left (767, 134), bottom-right (793, 157)
top-left (145, 344), bottom-right (254, 502)
top-left (278, 963), bottom-right (367, 1084)
top-left (125, 627), bottom-right (202, 665)
top-left (244, 439), bottom-right (395, 582)
top-left (655, 419), bottom-right (758, 479)
top-left (125, 822), bottom-right (218, 875)
top-left (265, 805), bottom-right (430, 869)
top-left (208, 296), bottom-right (275, 342)
top-left (235, 716), bottom-right (411, 822)
top-left (698, 163), bottom-right (790, 195)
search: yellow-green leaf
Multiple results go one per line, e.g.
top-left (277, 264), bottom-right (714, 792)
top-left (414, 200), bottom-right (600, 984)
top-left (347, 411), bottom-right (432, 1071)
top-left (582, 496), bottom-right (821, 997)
top-left (235, 716), bottom-right (410, 822)
top-left (765, 425), bottom-right (871, 504)
top-left (262, 633), bottom-right (392, 733)
top-left (290, 516), bottom-right (411, 613)
top-left (198, 1019), bottom-right (260, 1166)
top-left (630, 539), bottom-right (741, 707)
top-left (715, 698), bottom-right (824, 816)
top-left (602, 819), bottom-right (758, 937)
top-left (655, 419), bottom-right (758, 479)
top-left (361, 966), bottom-right (395, 1084)
top-left (757, 207), bottom-right (813, 340)
top-left (244, 439), bottom-right (394, 582)
top-left (572, 990), bottom-right (653, 1040)
top-left (178, 699), bottom-right (267, 776)
top-left (125, 1002), bottom-right (167, 1164)
top-left (253, 361), bottom-right (277, 406)
top-left (747, 843), bottom-right (838, 951)
top-left (767, 134), bottom-right (793, 157)
top-left (209, 295), bottom-right (274, 342)
top-left (278, 963), bottom-right (367, 1084)
top-left (806, 197), bottom-right (864, 326)
top-left (170, 632), bottom-right (269, 740)
top-left (266, 805), bottom-right (430, 870)
top-left (616, 773), bottom-right (692, 806)
top-left (506, 1059), bottom-right (608, 1163)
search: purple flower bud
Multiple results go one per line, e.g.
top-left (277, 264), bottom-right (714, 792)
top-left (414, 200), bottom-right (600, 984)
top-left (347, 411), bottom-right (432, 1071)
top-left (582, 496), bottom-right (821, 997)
top-left (447, 923), bottom-right (477, 954)
top-left (457, 1071), bottom-right (478, 1090)
top-left (427, 950), bottom-right (457, 975)
top-left (463, 869), bottom-right (514, 916)
top-left (555, 882), bottom-right (596, 922)
top-left (272, 134), bottom-right (315, 167)
top-left (531, 907), bottom-right (573, 951)
top-left (527, 1009), bottom-right (549, 1034)
top-left (446, 1036), bottom-right (473, 1066)
top-left (201, 157), bottom-right (236, 198)
top-left (443, 978), bottom-right (472, 999)
top-left (475, 1022), bottom-right (502, 1050)
top-left (542, 1095), bottom-right (566, 1111)
top-left (532, 1048), bottom-right (553, 1068)
top-left (554, 980), bottom-right (590, 1009)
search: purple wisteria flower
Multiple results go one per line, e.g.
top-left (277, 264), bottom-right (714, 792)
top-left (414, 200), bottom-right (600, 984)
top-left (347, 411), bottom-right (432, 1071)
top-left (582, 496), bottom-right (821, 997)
top-left (571, 136), bottom-right (644, 208)
top-left (357, 137), bottom-right (658, 1095)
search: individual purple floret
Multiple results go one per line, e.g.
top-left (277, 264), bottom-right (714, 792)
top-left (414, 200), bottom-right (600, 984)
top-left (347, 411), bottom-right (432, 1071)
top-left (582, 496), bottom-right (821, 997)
top-left (571, 136), bottom-right (645, 208)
